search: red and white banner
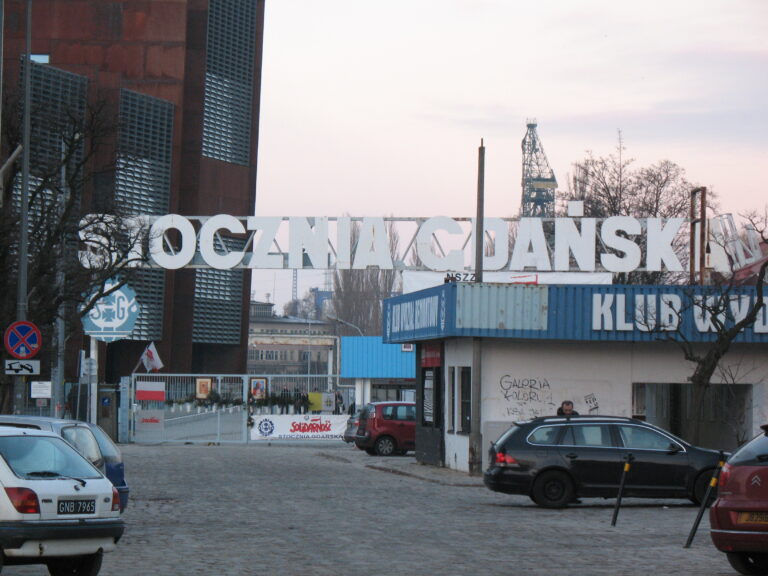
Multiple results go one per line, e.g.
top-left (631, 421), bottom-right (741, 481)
top-left (250, 414), bottom-right (348, 441)
top-left (135, 381), bottom-right (166, 402)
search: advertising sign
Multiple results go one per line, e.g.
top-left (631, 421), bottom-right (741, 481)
top-left (81, 281), bottom-right (140, 342)
top-left (134, 409), bottom-right (165, 443)
top-left (250, 415), bottom-right (347, 441)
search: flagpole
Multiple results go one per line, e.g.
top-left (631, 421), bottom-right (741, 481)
top-left (131, 343), bottom-right (149, 374)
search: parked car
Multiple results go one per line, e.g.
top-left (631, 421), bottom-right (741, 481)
top-left (710, 425), bottom-right (768, 575)
top-left (343, 412), bottom-right (361, 444)
top-left (0, 426), bottom-right (124, 574)
top-left (0, 416), bottom-right (129, 512)
top-left (354, 401), bottom-right (416, 456)
top-left (483, 415), bottom-right (722, 508)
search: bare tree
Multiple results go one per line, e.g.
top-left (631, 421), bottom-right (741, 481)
top-left (330, 219), bottom-right (400, 335)
top-left (559, 133), bottom-right (708, 284)
top-left (647, 212), bottom-right (768, 445)
top-left (0, 93), bottom-right (149, 412)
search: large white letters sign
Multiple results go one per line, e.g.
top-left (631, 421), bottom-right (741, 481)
top-left (80, 214), bottom-right (687, 274)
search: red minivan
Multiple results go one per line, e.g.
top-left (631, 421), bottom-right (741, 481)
top-left (710, 425), bottom-right (768, 575)
top-left (354, 402), bottom-right (416, 456)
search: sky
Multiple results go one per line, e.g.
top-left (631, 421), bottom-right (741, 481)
top-left (252, 0), bottom-right (768, 308)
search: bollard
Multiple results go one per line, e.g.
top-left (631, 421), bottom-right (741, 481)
top-left (684, 450), bottom-right (726, 548)
top-left (611, 452), bottom-right (634, 527)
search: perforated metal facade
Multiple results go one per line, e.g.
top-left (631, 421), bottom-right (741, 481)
top-left (202, 0), bottom-right (257, 165)
top-left (193, 239), bottom-right (245, 344)
top-left (116, 89), bottom-right (174, 340)
top-left (27, 61), bottom-right (87, 175)
top-left (13, 61), bottom-right (87, 264)
top-left (116, 90), bottom-right (174, 215)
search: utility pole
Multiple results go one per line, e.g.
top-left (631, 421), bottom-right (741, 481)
top-left (469, 139), bottom-right (485, 476)
top-left (13, 0), bottom-right (32, 413)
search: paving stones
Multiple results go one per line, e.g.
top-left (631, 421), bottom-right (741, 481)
top-left (5, 441), bottom-right (736, 575)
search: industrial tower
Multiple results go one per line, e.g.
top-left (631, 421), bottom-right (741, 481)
top-left (521, 119), bottom-right (557, 217)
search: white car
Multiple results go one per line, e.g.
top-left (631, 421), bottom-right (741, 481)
top-left (0, 426), bottom-right (124, 575)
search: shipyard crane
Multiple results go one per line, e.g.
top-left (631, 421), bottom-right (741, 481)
top-left (521, 119), bottom-right (557, 217)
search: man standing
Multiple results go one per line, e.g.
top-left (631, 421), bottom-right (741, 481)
top-left (279, 386), bottom-right (293, 414)
top-left (557, 400), bottom-right (579, 416)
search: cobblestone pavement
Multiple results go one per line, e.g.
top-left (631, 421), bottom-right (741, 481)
top-left (6, 441), bottom-right (740, 575)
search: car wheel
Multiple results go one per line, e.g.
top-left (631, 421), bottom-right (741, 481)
top-left (47, 551), bottom-right (103, 576)
top-left (726, 552), bottom-right (768, 576)
top-left (375, 436), bottom-right (397, 456)
top-left (532, 470), bottom-right (574, 508)
top-left (691, 469), bottom-right (717, 506)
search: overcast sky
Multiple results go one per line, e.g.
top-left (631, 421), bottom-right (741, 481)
top-left (252, 0), bottom-right (768, 306)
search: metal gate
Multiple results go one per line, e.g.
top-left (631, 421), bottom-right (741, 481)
top-left (130, 374), bottom-right (347, 444)
top-left (131, 374), bottom-right (248, 444)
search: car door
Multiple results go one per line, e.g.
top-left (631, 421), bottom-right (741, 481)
top-left (614, 423), bottom-right (689, 497)
top-left (392, 404), bottom-right (416, 450)
top-left (557, 423), bottom-right (624, 496)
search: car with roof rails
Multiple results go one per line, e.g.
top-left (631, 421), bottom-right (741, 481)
top-left (483, 415), bottom-right (723, 508)
top-left (354, 401), bottom-right (416, 456)
top-left (0, 416), bottom-right (129, 512)
top-left (0, 426), bottom-right (124, 574)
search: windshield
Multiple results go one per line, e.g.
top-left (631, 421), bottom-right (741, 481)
top-left (0, 435), bottom-right (102, 480)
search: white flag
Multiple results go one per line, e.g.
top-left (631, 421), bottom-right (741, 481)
top-left (141, 342), bottom-right (164, 372)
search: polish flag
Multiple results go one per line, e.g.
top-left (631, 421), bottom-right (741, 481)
top-left (141, 342), bottom-right (164, 372)
top-left (136, 381), bottom-right (165, 402)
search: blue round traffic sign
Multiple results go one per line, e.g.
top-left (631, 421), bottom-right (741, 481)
top-left (4, 321), bottom-right (42, 360)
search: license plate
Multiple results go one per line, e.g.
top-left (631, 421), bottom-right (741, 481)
top-left (57, 500), bottom-right (95, 515)
top-left (737, 511), bottom-right (768, 525)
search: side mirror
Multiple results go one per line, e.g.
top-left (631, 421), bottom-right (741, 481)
top-left (667, 443), bottom-right (682, 454)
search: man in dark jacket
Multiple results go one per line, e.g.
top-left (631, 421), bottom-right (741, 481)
top-left (556, 400), bottom-right (579, 416)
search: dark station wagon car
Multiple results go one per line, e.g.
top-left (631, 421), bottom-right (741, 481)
top-left (484, 415), bottom-right (722, 508)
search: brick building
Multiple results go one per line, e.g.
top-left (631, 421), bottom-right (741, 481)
top-left (2, 0), bottom-right (266, 378)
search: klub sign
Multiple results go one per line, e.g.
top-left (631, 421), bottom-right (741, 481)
top-left (79, 214), bottom-right (689, 273)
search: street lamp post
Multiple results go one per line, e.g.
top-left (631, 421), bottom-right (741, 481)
top-left (326, 315), bottom-right (363, 337)
top-left (326, 314), bottom-right (364, 411)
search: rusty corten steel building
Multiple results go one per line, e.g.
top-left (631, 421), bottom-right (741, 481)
top-left (2, 0), bottom-right (266, 377)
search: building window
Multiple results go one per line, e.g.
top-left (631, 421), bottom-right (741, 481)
top-left (422, 369), bottom-right (434, 425)
top-left (446, 367), bottom-right (455, 432)
top-left (460, 367), bottom-right (471, 434)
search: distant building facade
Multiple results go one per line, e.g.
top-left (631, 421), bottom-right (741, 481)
top-left (248, 302), bottom-right (336, 377)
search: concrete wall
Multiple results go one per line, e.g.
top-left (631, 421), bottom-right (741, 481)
top-left (440, 338), bottom-right (768, 472)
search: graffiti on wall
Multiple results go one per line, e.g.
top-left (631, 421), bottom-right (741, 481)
top-left (499, 375), bottom-right (556, 419)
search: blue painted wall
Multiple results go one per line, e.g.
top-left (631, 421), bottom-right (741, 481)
top-left (340, 336), bottom-right (416, 378)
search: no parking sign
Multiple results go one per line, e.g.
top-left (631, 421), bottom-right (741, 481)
top-left (4, 321), bottom-right (42, 360)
